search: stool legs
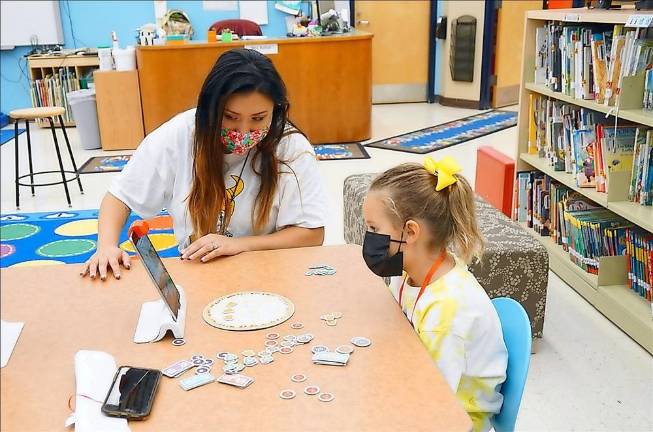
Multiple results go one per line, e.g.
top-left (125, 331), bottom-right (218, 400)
top-left (47, 117), bottom-right (72, 207)
top-left (58, 115), bottom-right (83, 194)
top-left (14, 121), bottom-right (20, 209)
top-left (25, 120), bottom-right (35, 196)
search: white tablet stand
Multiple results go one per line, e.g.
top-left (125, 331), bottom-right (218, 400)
top-left (133, 285), bottom-right (186, 343)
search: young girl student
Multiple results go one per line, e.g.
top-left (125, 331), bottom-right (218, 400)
top-left (361, 156), bottom-right (508, 432)
top-left (81, 48), bottom-right (327, 280)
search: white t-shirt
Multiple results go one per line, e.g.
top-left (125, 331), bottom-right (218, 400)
top-left (110, 109), bottom-right (328, 249)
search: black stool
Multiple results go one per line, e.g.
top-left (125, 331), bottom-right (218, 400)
top-left (9, 107), bottom-right (84, 209)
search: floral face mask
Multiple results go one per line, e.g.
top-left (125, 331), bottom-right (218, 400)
top-left (220, 128), bottom-right (269, 155)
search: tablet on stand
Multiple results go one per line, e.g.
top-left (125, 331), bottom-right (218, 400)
top-left (130, 221), bottom-right (186, 343)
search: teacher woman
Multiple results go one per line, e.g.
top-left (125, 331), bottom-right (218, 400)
top-left (81, 48), bottom-right (328, 280)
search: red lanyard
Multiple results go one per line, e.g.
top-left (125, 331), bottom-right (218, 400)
top-left (398, 250), bottom-right (447, 323)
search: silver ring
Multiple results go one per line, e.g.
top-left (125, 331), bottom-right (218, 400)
top-left (211, 242), bottom-right (218, 251)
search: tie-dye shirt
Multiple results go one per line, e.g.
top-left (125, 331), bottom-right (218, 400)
top-left (389, 256), bottom-right (508, 432)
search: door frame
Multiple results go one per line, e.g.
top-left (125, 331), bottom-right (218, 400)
top-left (480, 0), bottom-right (498, 110)
top-left (350, 0), bottom-right (438, 104)
top-left (427, 0), bottom-right (438, 103)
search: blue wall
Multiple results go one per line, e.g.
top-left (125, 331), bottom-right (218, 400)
top-left (0, 0), bottom-right (309, 114)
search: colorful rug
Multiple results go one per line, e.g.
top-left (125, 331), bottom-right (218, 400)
top-left (365, 110), bottom-right (518, 154)
top-left (0, 128), bottom-right (26, 145)
top-left (314, 143), bottom-right (370, 161)
top-left (78, 155), bottom-right (132, 174)
top-left (0, 209), bottom-right (179, 268)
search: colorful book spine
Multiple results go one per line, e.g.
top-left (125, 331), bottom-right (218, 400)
top-left (595, 124), bottom-right (607, 193)
top-left (623, 228), bottom-right (652, 301)
top-left (645, 69), bottom-right (653, 111)
top-left (518, 172), bottom-right (530, 223)
top-left (629, 130), bottom-right (653, 206)
top-left (591, 33), bottom-right (608, 104)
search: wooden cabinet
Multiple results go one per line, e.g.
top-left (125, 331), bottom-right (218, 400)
top-left (93, 70), bottom-right (144, 150)
top-left (136, 32), bottom-right (373, 144)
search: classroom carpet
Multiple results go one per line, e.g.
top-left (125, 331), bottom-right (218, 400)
top-left (78, 155), bottom-right (132, 174)
top-left (79, 146), bottom-right (369, 167)
top-left (0, 209), bottom-right (178, 268)
top-left (0, 128), bottom-right (25, 145)
top-left (314, 143), bottom-right (370, 161)
top-left (365, 110), bottom-right (518, 154)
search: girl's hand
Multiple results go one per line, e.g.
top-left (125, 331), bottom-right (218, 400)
top-left (80, 245), bottom-right (131, 280)
top-left (181, 234), bottom-right (247, 262)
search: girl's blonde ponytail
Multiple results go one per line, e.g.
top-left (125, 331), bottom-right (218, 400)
top-left (446, 175), bottom-right (484, 263)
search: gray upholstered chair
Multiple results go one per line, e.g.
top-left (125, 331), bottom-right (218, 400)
top-left (343, 173), bottom-right (548, 342)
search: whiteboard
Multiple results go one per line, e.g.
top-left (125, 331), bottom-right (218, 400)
top-left (0, 1), bottom-right (64, 49)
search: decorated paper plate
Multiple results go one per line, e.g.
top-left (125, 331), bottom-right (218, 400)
top-left (203, 291), bottom-right (295, 331)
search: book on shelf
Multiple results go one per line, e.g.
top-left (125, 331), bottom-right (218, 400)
top-left (548, 100), bottom-right (566, 171)
top-left (645, 69), bottom-right (653, 111)
top-left (602, 126), bottom-right (637, 173)
top-left (535, 26), bottom-right (547, 86)
top-left (528, 94), bottom-right (538, 154)
top-left (615, 29), bottom-right (653, 107)
top-left (629, 129), bottom-right (653, 206)
top-left (527, 93), bottom-right (652, 204)
top-left (605, 25), bottom-right (625, 106)
top-left (591, 33), bottom-right (608, 104)
top-left (546, 22), bottom-right (563, 93)
top-left (564, 209), bottom-right (629, 274)
top-left (625, 227), bottom-right (653, 302)
top-left (514, 172), bottom-right (652, 302)
top-left (30, 68), bottom-right (80, 123)
top-left (536, 22), bottom-right (652, 109)
top-left (573, 122), bottom-right (598, 188)
top-left (516, 172), bottom-right (530, 223)
top-left (595, 124), bottom-right (607, 192)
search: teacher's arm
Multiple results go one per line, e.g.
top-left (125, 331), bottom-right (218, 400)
top-left (182, 226), bottom-right (324, 261)
top-left (80, 193), bottom-right (132, 280)
top-left (81, 117), bottom-right (174, 280)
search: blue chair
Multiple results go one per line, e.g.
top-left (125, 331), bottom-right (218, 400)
top-left (491, 297), bottom-right (532, 432)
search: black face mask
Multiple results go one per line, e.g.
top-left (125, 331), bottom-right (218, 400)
top-left (362, 230), bottom-right (406, 277)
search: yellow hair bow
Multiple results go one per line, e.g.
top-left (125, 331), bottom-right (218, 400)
top-left (423, 156), bottom-right (462, 191)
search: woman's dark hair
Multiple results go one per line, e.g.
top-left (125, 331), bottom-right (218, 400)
top-left (188, 48), bottom-right (290, 237)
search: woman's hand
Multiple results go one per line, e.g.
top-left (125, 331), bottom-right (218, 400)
top-left (181, 234), bottom-right (247, 262)
top-left (80, 245), bottom-right (131, 280)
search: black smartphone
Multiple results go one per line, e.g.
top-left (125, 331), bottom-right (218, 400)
top-left (101, 366), bottom-right (162, 420)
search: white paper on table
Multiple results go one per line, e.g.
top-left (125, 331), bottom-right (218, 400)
top-left (64, 350), bottom-right (130, 432)
top-left (240, 0), bottom-right (268, 25)
top-left (1, 320), bottom-right (24, 368)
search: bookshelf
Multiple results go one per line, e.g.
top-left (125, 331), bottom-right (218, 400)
top-left (27, 54), bottom-right (99, 127)
top-left (516, 8), bottom-right (653, 354)
top-left (524, 83), bottom-right (653, 127)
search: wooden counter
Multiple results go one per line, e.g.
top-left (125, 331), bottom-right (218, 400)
top-left (94, 70), bottom-right (144, 150)
top-left (1, 245), bottom-right (471, 432)
top-left (136, 32), bottom-right (373, 144)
